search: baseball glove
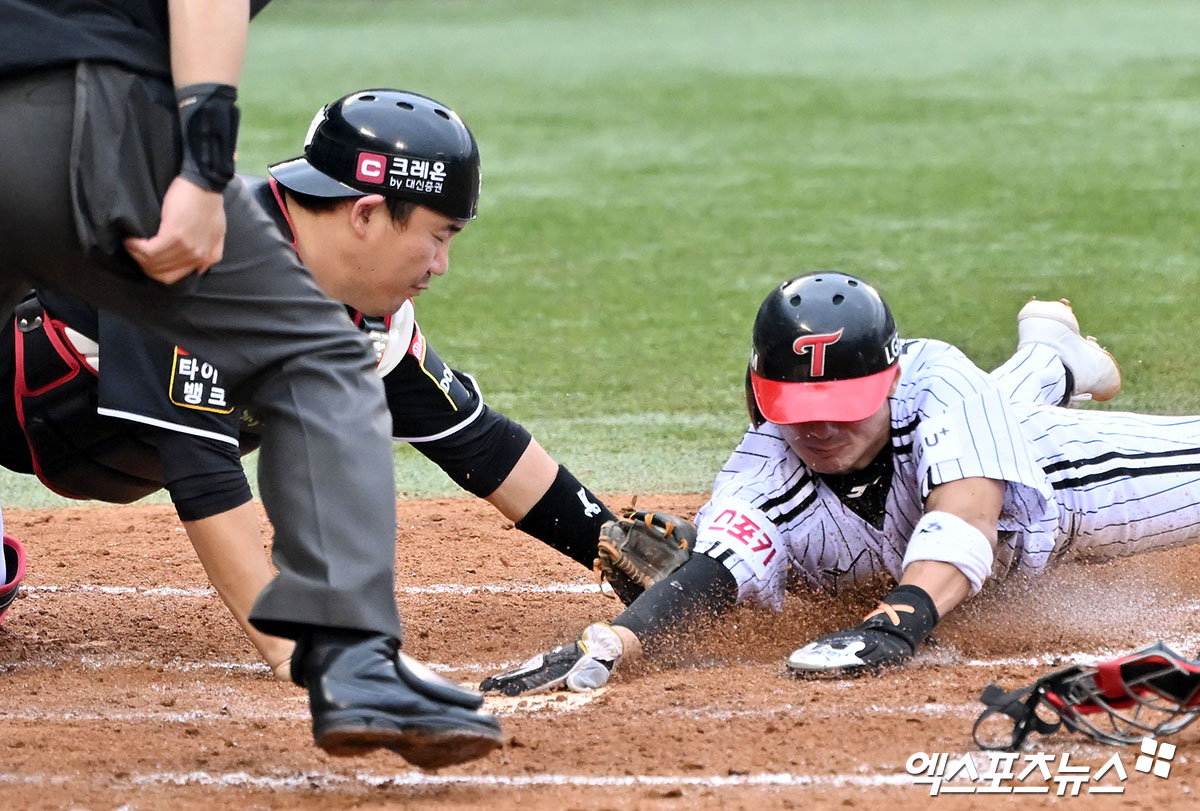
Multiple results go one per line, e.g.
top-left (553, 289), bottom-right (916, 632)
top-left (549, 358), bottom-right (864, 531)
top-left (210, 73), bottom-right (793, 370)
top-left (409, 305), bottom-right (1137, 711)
top-left (594, 507), bottom-right (696, 604)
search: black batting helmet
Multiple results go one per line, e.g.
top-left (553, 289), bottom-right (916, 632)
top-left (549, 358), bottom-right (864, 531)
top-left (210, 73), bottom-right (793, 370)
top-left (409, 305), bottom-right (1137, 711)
top-left (268, 89), bottom-right (481, 220)
top-left (748, 272), bottom-right (900, 424)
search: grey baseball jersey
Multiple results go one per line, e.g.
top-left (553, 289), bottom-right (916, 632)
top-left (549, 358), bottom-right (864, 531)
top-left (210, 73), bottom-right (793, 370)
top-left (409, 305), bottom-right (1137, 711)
top-left (695, 339), bottom-right (1200, 609)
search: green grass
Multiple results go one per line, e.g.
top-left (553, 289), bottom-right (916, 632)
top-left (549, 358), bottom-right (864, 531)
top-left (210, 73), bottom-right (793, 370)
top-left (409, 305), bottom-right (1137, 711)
top-left (5, 0), bottom-right (1200, 507)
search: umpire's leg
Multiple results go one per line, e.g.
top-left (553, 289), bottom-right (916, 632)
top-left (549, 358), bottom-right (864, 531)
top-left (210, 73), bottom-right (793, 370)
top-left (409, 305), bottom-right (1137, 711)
top-left (0, 67), bottom-right (399, 639)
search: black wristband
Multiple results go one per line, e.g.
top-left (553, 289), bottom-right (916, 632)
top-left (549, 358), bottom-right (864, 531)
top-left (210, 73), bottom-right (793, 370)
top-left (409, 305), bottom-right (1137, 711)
top-left (514, 465), bottom-right (617, 568)
top-left (176, 83), bottom-right (240, 192)
top-left (859, 583), bottom-right (939, 650)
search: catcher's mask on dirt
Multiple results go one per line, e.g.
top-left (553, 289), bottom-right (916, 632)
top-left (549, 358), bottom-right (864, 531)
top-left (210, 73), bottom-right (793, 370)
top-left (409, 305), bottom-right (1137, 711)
top-left (973, 641), bottom-right (1200, 750)
top-left (268, 88), bottom-right (481, 220)
top-left (748, 272), bottom-right (900, 425)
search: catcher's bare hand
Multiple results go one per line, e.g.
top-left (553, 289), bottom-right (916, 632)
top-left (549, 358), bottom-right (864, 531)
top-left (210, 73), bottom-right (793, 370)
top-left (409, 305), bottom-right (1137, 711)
top-left (480, 624), bottom-right (623, 696)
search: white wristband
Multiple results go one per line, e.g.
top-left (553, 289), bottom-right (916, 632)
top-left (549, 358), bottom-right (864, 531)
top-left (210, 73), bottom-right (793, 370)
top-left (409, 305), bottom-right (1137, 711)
top-left (901, 511), bottom-right (994, 594)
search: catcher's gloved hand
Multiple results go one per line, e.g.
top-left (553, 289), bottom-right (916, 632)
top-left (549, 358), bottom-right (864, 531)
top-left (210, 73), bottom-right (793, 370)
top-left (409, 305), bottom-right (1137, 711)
top-left (480, 623), bottom-right (623, 696)
top-left (595, 508), bottom-right (696, 604)
top-left (786, 584), bottom-right (939, 678)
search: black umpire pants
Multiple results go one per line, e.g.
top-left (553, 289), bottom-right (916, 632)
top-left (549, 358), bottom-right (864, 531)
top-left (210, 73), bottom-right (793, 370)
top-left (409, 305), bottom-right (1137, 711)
top-left (0, 64), bottom-right (402, 641)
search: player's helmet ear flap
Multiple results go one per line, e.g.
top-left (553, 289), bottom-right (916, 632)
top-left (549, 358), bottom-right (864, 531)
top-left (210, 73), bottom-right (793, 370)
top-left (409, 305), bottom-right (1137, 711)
top-left (268, 89), bottom-right (481, 220)
top-left (749, 272), bottom-right (900, 425)
top-left (745, 366), bottom-right (766, 428)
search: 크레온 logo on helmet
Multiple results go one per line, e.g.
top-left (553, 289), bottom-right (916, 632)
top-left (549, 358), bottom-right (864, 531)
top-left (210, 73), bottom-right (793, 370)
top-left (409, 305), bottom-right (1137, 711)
top-left (792, 329), bottom-right (844, 377)
top-left (355, 152), bottom-right (388, 184)
top-left (385, 156), bottom-right (449, 197)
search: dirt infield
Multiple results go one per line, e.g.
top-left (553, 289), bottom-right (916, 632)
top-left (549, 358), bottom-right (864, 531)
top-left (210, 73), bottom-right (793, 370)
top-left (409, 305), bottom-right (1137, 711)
top-left (2, 495), bottom-right (1198, 809)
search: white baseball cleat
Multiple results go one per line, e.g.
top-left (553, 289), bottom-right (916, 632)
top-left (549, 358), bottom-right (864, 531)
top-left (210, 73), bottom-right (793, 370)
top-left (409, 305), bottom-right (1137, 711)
top-left (1017, 298), bottom-right (1121, 402)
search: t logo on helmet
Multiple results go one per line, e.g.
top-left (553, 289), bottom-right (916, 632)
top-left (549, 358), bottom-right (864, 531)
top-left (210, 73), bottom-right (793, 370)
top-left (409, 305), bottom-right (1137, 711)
top-left (792, 329), bottom-right (844, 377)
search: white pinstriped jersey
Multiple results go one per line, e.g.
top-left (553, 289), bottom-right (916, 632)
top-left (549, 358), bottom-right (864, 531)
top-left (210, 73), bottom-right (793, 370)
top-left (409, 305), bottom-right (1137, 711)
top-left (694, 339), bottom-right (1200, 609)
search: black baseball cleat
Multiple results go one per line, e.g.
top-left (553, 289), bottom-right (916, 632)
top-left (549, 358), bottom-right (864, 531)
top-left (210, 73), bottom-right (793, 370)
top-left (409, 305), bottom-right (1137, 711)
top-left (293, 631), bottom-right (502, 769)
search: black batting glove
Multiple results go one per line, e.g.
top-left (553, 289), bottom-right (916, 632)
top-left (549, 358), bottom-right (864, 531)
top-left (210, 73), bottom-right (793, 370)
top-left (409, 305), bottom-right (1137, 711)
top-left (480, 624), bottom-right (623, 696)
top-left (786, 584), bottom-right (939, 677)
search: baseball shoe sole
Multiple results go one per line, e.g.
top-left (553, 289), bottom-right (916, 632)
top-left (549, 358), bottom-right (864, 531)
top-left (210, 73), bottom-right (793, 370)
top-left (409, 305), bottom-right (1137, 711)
top-left (297, 633), bottom-right (503, 769)
top-left (1017, 298), bottom-right (1121, 402)
top-left (314, 710), bottom-right (503, 768)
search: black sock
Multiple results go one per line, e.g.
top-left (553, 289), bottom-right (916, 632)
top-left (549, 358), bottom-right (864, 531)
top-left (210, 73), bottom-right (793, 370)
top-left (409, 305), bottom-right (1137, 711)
top-left (514, 465), bottom-right (616, 568)
top-left (1059, 365), bottom-right (1076, 407)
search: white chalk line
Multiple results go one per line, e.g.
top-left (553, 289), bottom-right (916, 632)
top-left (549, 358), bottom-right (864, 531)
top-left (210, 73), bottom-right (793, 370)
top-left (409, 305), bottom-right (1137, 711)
top-left (0, 707), bottom-right (309, 723)
top-left (0, 768), bottom-right (913, 792)
top-left (21, 580), bottom-right (611, 598)
top-left (945, 637), bottom-right (1200, 669)
top-left (0, 697), bottom-right (990, 726)
top-left (0, 649), bottom-right (493, 676)
top-left (0, 653), bottom-right (272, 676)
top-left (12, 581), bottom-right (1200, 699)
top-left (9, 640), bottom-right (1200, 681)
top-left (0, 689), bottom-right (612, 724)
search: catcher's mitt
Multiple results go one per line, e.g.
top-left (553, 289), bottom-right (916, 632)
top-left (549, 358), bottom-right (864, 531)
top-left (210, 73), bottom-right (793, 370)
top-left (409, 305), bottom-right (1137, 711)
top-left (594, 508), bottom-right (696, 604)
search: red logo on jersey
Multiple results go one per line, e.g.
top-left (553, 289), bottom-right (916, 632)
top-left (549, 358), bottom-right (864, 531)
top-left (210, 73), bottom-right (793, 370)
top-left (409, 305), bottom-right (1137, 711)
top-left (355, 152), bottom-right (388, 184)
top-left (791, 329), bottom-right (844, 377)
top-left (710, 509), bottom-right (777, 567)
top-left (407, 323), bottom-right (426, 362)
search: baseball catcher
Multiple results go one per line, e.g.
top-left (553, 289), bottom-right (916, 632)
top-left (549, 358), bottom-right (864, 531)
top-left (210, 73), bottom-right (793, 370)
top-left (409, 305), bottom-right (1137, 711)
top-left (973, 641), bottom-right (1200, 749)
top-left (0, 88), bottom-right (630, 683)
top-left (483, 272), bottom-right (1200, 697)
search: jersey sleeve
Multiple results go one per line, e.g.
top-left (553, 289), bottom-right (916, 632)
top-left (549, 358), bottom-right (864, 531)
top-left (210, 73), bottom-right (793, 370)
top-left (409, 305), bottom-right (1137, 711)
top-left (904, 342), bottom-right (1058, 578)
top-left (381, 323), bottom-right (532, 497)
top-left (692, 426), bottom-right (799, 610)
top-left (907, 346), bottom-right (1054, 502)
top-left (155, 428), bottom-right (252, 521)
top-left (382, 323), bottom-right (484, 442)
top-left (693, 495), bottom-right (790, 610)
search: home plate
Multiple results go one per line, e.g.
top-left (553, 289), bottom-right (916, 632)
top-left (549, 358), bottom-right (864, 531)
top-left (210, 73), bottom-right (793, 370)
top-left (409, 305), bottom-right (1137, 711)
top-left (483, 688), bottom-right (608, 714)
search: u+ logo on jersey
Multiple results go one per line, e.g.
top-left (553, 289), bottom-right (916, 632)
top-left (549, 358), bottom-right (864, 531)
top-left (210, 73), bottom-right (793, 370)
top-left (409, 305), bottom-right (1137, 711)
top-left (923, 426), bottom-right (951, 447)
top-left (792, 329), bottom-right (844, 377)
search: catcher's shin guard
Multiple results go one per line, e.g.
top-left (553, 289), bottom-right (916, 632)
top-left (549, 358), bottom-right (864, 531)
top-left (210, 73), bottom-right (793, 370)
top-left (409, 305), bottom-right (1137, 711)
top-left (0, 535), bottom-right (27, 624)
